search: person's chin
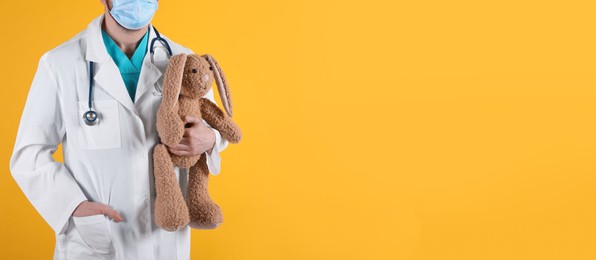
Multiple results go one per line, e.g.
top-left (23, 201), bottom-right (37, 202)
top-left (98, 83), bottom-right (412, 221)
top-left (123, 27), bottom-right (144, 32)
top-left (117, 24), bottom-right (148, 32)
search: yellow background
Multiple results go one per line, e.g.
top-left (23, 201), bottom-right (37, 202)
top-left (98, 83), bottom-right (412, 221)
top-left (1, 0), bottom-right (595, 259)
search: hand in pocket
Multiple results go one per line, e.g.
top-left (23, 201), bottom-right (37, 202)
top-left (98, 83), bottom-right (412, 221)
top-left (72, 200), bottom-right (124, 222)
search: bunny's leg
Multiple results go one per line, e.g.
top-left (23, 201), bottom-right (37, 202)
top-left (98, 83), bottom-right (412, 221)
top-left (153, 144), bottom-right (190, 231)
top-left (187, 154), bottom-right (223, 229)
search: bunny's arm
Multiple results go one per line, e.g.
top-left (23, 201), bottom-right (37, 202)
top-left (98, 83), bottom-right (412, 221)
top-left (156, 54), bottom-right (187, 147)
top-left (156, 103), bottom-right (185, 147)
top-left (199, 98), bottom-right (242, 144)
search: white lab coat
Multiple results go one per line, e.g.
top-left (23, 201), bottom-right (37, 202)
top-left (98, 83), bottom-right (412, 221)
top-left (9, 14), bottom-right (229, 260)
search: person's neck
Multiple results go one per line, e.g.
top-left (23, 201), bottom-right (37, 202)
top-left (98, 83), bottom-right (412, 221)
top-left (102, 13), bottom-right (148, 59)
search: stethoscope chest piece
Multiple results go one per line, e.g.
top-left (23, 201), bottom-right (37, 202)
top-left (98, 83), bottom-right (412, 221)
top-left (83, 110), bottom-right (99, 126)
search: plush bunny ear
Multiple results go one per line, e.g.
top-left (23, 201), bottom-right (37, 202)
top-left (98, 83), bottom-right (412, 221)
top-left (202, 54), bottom-right (233, 117)
top-left (162, 53), bottom-right (188, 109)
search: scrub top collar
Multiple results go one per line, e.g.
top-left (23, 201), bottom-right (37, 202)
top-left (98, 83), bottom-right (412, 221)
top-left (101, 29), bottom-right (149, 102)
top-left (101, 29), bottom-right (149, 75)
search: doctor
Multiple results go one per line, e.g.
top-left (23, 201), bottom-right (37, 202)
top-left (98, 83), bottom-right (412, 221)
top-left (9, 0), bottom-right (229, 259)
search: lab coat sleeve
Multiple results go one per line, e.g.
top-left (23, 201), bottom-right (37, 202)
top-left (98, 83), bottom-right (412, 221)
top-left (202, 87), bottom-right (229, 175)
top-left (9, 54), bottom-right (88, 236)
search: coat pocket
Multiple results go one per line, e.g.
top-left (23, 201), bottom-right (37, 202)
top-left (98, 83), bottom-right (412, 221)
top-left (72, 214), bottom-right (114, 254)
top-left (76, 100), bottom-right (121, 150)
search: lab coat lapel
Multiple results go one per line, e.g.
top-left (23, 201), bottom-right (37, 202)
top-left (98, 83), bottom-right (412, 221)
top-left (85, 14), bottom-right (138, 116)
top-left (135, 25), bottom-right (163, 103)
top-left (94, 62), bottom-right (137, 114)
top-left (135, 61), bottom-right (162, 104)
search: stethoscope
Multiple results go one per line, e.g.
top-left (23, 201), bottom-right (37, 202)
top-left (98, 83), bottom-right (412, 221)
top-left (83, 26), bottom-right (172, 126)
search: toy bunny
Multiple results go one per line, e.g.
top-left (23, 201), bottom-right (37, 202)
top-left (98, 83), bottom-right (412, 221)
top-left (152, 53), bottom-right (241, 231)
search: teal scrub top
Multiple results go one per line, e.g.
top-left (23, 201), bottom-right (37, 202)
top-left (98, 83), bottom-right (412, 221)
top-left (101, 29), bottom-right (149, 102)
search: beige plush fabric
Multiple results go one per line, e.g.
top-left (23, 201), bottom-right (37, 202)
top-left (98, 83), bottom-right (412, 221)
top-left (153, 54), bottom-right (242, 231)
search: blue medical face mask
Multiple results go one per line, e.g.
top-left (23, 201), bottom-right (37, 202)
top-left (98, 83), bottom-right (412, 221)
top-left (109, 0), bottom-right (159, 30)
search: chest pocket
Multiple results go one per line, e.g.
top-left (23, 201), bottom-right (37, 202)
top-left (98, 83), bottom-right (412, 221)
top-left (77, 100), bottom-right (122, 150)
